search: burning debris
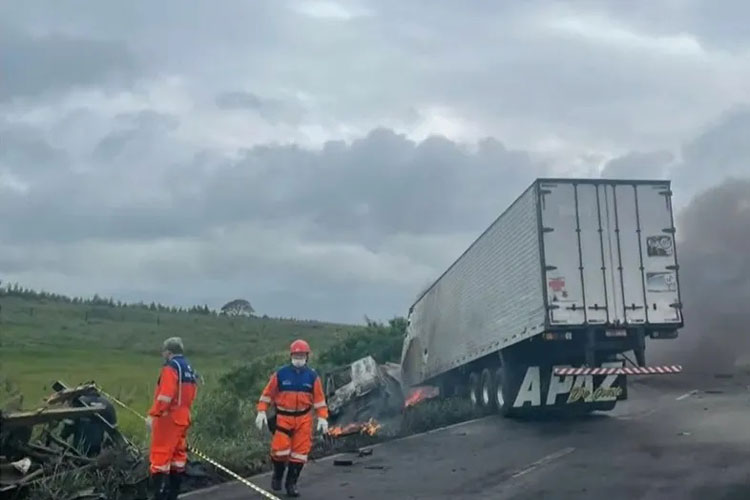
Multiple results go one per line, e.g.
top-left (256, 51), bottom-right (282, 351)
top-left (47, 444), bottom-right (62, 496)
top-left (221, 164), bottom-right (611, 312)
top-left (325, 357), bottom-right (404, 426)
top-left (404, 386), bottom-right (440, 408)
top-left (327, 418), bottom-right (382, 438)
top-left (0, 381), bottom-right (147, 499)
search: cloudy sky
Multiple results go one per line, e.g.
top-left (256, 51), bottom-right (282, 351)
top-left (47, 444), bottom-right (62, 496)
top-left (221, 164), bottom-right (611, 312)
top-left (1, 1), bottom-right (749, 323)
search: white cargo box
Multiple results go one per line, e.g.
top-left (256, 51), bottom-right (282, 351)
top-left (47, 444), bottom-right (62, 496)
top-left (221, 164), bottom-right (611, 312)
top-left (402, 179), bottom-right (683, 386)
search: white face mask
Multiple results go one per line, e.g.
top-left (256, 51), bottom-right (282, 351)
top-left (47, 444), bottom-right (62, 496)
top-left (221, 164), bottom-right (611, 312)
top-left (292, 358), bottom-right (306, 368)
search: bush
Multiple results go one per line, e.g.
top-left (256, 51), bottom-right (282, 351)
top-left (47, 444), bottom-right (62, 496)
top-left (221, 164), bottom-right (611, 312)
top-left (189, 386), bottom-right (269, 475)
top-left (318, 317), bottom-right (406, 369)
top-left (219, 352), bottom-right (287, 399)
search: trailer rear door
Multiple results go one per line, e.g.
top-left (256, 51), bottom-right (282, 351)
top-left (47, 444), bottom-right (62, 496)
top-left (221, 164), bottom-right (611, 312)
top-left (539, 180), bottom-right (680, 328)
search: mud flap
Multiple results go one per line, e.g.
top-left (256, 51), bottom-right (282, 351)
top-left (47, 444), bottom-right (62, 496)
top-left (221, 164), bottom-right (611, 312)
top-left (503, 361), bottom-right (625, 415)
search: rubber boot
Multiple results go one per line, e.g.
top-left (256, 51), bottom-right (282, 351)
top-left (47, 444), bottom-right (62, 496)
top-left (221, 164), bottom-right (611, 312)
top-left (166, 472), bottom-right (184, 500)
top-left (285, 462), bottom-right (303, 497)
top-left (271, 460), bottom-right (286, 491)
top-left (150, 473), bottom-right (168, 500)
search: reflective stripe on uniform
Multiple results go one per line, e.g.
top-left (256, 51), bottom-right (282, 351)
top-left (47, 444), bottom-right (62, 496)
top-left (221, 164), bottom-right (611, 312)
top-left (259, 396), bottom-right (271, 403)
top-left (290, 453), bottom-right (308, 463)
top-left (276, 405), bottom-right (309, 413)
top-left (313, 401), bottom-right (327, 409)
top-left (272, 449), bottom-right (291, 457)
top-left (157, 394), bottom-right (173, 403)
top-left (171, 461), bottom-right (186, 468)
top-left (175, 360), bottom-right (183, 406)
top-left (153, 464), bottom-right (171, 472)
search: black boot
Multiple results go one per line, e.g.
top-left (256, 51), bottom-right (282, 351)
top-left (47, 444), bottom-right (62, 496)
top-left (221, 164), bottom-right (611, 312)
top-left (271, 460), bottom-right (286, 491)
top-left (285, 462), bottom-right (303, 497)
top-left (166, 472), bottom-right (184, 500)
top-left (150, 473), bottom-right (168, 500)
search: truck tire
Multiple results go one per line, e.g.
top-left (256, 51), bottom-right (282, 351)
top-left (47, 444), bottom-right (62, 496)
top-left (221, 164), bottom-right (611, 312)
top-left (493, 366), bottom-right (509, 416)
top-left (468, 372), bottom-right (481, 407)
top-left (480, 368), bottom-right (497, 410)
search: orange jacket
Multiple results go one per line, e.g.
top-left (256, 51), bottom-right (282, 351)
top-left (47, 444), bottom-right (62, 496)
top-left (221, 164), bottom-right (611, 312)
top-left (258, 365), bottom-right (328, 419)
top-left (148, 355), bottom-right (198, 425)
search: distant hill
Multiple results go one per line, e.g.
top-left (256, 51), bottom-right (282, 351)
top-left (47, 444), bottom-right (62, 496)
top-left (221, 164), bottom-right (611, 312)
top-left (0, 284), bottom-right (358, 436)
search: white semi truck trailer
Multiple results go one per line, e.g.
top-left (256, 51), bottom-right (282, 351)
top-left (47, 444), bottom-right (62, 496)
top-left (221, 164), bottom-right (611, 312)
top-left (400, 178), bottom-right (684, 416)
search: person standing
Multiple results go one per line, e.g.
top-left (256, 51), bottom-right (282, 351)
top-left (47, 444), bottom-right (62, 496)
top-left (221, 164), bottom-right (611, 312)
top-left (255, 339), bottom-right (329, 497)
top-left (147, 337), bottom-right (198, 500)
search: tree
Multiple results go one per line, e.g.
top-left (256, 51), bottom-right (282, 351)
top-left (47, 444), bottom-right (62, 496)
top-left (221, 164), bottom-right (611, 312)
top-left (220, 299), bottom-right (255, 317)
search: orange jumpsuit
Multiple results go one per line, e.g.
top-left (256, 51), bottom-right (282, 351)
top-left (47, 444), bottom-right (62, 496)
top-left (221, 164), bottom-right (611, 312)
top-left (257, 364), bottom-right (328, 464)
top-left (148, 355), bottom-right (197, 475)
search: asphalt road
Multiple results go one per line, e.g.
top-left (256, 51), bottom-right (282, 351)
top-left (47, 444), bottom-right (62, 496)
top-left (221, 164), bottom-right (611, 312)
top-left (186, 374), bottom-right (750, 499)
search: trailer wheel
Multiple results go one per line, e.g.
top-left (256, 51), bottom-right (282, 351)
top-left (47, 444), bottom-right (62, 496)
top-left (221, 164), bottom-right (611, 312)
top-left (468, 372), bottom-right (481, 407)
top-left (493, 367), bottom-right (506, 412)
top-left (480, 368), bottom-right (497, 410)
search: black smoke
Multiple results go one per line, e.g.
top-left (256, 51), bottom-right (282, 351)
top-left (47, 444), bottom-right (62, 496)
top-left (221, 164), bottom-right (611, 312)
top-left (651, 178), bottom-right (750, 374)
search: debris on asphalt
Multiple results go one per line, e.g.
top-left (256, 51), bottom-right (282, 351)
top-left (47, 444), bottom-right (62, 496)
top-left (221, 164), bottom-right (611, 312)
top-left (358, 448), bottom-right (373, 457)
top-left (334, 459), bottom-right (355, 467)
top-left (678, 431), bottom-right (692, 436)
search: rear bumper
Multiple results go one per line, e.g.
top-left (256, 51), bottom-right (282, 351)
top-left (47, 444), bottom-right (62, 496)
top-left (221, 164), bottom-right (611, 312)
top-left (554, 365), bottom-right (682, 376)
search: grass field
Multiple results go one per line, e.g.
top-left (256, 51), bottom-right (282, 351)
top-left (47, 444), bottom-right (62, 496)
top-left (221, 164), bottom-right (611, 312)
top-left (0, 293), bottom-right (358, 440)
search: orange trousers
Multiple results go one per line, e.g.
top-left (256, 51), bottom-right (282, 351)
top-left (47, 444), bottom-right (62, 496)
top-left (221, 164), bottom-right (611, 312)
top-left (150, 415), bottom-right (188, 474)
top-left (271, 414), bottom-right (312, 464)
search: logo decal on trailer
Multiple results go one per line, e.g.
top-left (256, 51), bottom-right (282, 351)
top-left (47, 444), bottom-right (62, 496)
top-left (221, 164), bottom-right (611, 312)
top-left (512, 367), bottom-right (622, 408)
top-left (548, 277), bottom-right (569, 301)
top-left (646, 272), bottom-right (677, 293)
top-left (647, 235), bottom-right (673, 257)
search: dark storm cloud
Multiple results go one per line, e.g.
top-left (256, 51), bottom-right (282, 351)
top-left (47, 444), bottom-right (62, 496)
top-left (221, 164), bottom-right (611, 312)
top-left (1, 126), bottom-right (546, 246)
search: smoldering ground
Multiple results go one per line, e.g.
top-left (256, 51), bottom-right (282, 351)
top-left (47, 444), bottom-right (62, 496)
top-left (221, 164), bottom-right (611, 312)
top-left (650, 178), bottom-right (750, 375)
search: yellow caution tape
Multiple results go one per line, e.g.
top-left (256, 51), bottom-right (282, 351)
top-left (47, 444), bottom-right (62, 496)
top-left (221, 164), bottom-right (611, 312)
top-left (95, 386), bottom-right (281, 500)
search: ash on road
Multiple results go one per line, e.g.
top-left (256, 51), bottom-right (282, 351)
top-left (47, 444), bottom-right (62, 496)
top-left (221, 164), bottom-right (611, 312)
top-left (187, 375), bottom-right (750, 500)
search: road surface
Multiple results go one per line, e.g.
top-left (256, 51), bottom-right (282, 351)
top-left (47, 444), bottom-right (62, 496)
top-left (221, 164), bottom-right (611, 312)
top-left (186, 374), bottom-right (750, 499)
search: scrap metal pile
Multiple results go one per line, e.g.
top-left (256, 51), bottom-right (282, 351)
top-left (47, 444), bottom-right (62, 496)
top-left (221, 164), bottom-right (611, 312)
top-left (0, 381), bottom-right (147, 499)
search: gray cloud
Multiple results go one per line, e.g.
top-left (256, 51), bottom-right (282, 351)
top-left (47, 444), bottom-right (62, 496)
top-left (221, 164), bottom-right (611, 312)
top-left (600, 150), bottom-right (673, 179)
top-left (2, 1), bottom-right (750, 323)
top-left (676, 108), bottom-right (750, 197)
top-left (215, 91), bottom-right (305, 125)
top-left (0, 120), bottom-right (69, 174)
top-left (0, 26), bottom-right (141, 102)
top-left (215, 92), bottom-right (266, 110)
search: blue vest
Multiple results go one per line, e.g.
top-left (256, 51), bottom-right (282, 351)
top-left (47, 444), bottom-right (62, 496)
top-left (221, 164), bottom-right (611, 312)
top-left (165, 355), bottom-right (197, 384)
top-left (276, 365), bottom-right (318, 394)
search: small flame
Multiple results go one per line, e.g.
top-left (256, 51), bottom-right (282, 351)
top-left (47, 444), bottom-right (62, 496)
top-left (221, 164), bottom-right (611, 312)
top-left (360, 418), bottom-right (381, 436)
top-left (327, 422), bottom-right (362, 438)
top-left (327, 418), bottom-right (381, 438)
top-left (404, 386), bottom-right (440, 408)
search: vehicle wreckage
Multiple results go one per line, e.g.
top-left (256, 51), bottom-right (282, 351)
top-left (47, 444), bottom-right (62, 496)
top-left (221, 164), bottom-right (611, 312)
top-left (0, 381), bottom-right (147, 499)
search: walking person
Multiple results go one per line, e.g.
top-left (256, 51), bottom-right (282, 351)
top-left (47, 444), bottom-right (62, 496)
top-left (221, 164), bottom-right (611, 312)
top-left (255, 339), bottom-right (329, 497)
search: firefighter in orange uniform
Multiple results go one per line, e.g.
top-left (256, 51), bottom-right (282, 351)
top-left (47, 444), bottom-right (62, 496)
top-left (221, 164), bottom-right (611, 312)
top-left (255, 339), bottom-right (328, 497)
top-left (146, 337), bottom-right (198, 500)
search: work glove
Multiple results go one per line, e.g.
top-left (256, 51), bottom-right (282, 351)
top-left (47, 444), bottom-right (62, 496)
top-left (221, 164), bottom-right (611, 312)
top-left (316, 418), bottom-right (329, 434)
top-left (145, 416), bottom-right (153, 433)
top-left (255, 411), bottom-right (268, 431)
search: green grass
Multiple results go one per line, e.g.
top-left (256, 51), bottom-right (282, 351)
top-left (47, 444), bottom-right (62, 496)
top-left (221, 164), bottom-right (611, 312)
top-left (0, 294), bottom-right (358, 440)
